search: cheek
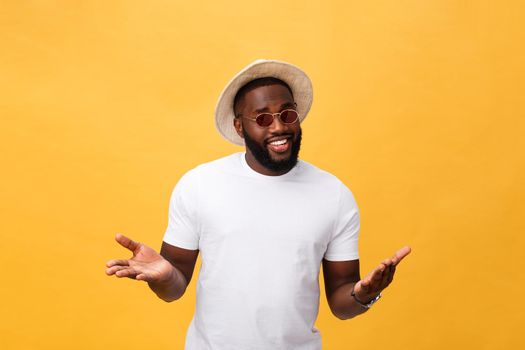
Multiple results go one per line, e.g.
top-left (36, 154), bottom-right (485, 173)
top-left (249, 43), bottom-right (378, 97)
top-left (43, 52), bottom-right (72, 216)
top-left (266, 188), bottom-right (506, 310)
top-left (289, 125), bottom-right (301, 140)
top-left (244, 123), bottom-right (266, 141)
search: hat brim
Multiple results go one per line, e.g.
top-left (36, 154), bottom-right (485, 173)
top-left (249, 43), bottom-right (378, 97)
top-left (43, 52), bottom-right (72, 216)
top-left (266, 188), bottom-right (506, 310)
top-left (215, 59), bottom-right (313, 146)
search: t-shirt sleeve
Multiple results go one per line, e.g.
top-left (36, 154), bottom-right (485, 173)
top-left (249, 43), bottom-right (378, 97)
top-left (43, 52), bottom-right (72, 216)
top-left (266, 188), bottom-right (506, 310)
top-left (163, 170), bottom-right (200, 250)
top-left (324, 181), bottom-right (360, 261)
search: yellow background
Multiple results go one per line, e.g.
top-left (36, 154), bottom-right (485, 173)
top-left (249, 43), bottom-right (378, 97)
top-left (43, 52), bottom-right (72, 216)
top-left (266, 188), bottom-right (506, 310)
top-left (1, 1), bottom-right (523, 349)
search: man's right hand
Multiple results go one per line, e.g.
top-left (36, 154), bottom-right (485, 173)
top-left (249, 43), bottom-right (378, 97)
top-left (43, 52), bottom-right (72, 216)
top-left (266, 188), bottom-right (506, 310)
top-left (105, 233), bottom-right (174, 284)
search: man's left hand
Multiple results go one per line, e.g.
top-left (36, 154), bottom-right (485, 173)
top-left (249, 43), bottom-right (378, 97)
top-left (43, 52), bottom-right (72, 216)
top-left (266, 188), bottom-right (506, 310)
top-left (353, 246), bottom-right (412, 303)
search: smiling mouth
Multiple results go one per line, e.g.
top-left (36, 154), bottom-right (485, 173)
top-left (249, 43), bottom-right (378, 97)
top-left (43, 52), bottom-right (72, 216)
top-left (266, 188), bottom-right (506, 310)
top-left (267, 137), bottom-right (291, 153)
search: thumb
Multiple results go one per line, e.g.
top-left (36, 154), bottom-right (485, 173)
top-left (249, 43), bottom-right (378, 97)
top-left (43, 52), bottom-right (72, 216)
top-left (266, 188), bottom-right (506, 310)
top-left (354, 280), bottom-right (366, 294)
top-left (115, 233), bottom-right (140, 253)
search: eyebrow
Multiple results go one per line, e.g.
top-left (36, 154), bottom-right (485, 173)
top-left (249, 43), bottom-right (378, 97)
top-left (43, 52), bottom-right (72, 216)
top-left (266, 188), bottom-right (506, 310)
top-left (254, 102), bottom-right (296, 114)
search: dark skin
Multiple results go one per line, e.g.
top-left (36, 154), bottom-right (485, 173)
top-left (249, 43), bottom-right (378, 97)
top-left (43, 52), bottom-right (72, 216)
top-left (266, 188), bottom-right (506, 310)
top-left (233, 84), bottom-right (300, 176)
top-left (106, 83), bottom-right (411, 319)
top-left (105, 234), bottom-right (198, 302)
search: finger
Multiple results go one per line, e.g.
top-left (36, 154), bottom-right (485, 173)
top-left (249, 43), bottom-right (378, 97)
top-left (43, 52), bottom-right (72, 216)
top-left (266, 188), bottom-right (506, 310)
top-left (382, 259), bottom-right (393, 270)
top-left (115, 233), bottom-right (140, 252)
top-left (387, 265), bottom-right (396, 284)
top-left (371, 264), bottom-right (386, 281)
top-left (365, 264), bottom-right (388, 292)
top-left (380, 266), bottom-right (393, 289)
top-left (392, 246), bottom-right (411, 265)
top-left (387, 258), bottom-right (397, 275)
top-left (388, 263), bottom-right (396, 276)
top-left (358, 277), bottom-right (370, 291)
top-left (106, 265), bottom-right (128, 276)
top-left (362, 269), bottom-right (379, 290)
top-left (106, 259), bottom-right (129, 268)
top-left (136, 273), bottom-right (152, 282)
top-left (355, 280), bottom-right (370, 295)
top-left (115, 267), bottom-right (139, 279)
top-left (360, 261), bottom-right (387, 291)
top-left (380, 259), bottom-right (394, 284)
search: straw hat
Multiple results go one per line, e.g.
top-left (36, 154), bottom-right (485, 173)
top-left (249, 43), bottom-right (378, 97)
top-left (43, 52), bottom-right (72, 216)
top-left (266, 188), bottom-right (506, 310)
top-left (214, 59), bottom-right (313, 145)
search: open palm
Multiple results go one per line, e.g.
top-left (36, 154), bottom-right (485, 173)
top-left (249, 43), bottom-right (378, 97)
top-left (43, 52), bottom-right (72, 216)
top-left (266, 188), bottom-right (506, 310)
top-left (105, 233), bottom-right (173, 283)
top-left (353, 246), bottom-right (411, 302)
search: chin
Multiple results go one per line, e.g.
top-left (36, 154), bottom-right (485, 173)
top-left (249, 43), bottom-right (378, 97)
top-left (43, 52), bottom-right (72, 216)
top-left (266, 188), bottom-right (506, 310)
top-left (243, 128), bottom-right (302, 173)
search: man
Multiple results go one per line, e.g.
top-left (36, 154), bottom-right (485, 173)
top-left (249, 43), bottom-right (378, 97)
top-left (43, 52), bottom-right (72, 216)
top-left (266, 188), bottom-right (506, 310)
top-left (106, 59), bottom-right (411, 349)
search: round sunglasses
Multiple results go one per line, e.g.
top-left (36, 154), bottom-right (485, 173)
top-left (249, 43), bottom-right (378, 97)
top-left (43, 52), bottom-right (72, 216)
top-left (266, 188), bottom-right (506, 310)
top-left (240, 109), bottom-right (300, 128)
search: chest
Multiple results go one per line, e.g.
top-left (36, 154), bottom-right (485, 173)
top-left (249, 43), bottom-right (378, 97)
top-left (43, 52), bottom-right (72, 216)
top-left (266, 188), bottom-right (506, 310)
top-left (196, 178), bottom-right (338, 263)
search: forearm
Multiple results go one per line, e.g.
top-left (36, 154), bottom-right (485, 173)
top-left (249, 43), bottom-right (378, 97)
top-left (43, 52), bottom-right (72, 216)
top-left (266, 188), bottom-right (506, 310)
top-left (329, 282), bottom-right (370, 320)
top-left (147, 265), bottom-right (188, 302)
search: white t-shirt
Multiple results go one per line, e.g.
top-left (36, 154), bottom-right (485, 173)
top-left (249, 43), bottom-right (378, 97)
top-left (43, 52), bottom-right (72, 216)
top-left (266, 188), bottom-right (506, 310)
top-left (163, 152), bottom-right (360, 350)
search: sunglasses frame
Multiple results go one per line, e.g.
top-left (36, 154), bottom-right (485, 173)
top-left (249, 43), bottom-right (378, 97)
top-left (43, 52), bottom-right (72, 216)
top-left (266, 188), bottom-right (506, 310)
top-left (240, 108), bottom-right (300, 128)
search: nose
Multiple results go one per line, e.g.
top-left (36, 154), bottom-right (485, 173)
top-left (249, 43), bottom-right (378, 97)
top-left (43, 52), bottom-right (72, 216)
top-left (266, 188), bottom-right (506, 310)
top-left (268, 113), bottom-right (286, 133)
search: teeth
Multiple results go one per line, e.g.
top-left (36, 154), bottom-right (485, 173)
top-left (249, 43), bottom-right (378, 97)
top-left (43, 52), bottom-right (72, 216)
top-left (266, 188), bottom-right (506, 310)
top-left (270, 139), bottom-right (287, 145)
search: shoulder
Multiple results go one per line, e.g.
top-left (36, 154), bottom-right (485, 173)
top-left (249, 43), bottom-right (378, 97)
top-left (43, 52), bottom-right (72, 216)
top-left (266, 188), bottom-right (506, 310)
top-left (297, 159), bottom-right (358, 201)
top-left (195, 152), bottom-right (241, 172)
top-left (297, 159), bottom-right (345, 186)
top-left (176, 153), bottom-right (241, 183)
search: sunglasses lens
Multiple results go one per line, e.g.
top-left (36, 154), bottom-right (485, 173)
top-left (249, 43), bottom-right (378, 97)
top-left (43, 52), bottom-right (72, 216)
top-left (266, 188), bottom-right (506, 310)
top-left (280, 110), bottom-right (299, 124)
top-left (256, 113), bottom-right (274, 127)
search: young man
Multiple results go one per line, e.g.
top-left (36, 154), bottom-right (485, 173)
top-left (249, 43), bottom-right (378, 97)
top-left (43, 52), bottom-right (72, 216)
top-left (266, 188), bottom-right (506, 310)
top-left (106, 59), bottom-right (411, 349)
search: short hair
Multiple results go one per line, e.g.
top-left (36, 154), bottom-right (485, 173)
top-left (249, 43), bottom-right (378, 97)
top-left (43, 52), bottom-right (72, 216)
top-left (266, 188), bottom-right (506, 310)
top-left (233, 77), bottom-right (294, 117)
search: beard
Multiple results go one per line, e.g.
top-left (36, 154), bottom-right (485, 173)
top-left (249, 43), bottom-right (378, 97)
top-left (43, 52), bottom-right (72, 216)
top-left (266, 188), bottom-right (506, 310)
top-left (243, 128), bottom-right (302, 173)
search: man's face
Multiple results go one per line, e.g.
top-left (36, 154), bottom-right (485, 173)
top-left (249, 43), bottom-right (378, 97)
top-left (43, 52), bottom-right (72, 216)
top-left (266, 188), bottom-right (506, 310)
top-left (234, 84), bottom-right (302, 174)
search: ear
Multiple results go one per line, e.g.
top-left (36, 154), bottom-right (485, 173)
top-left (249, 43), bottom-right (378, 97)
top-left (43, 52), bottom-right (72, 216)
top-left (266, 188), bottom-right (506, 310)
top-left (233, 118), bottom-right (244, 138)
